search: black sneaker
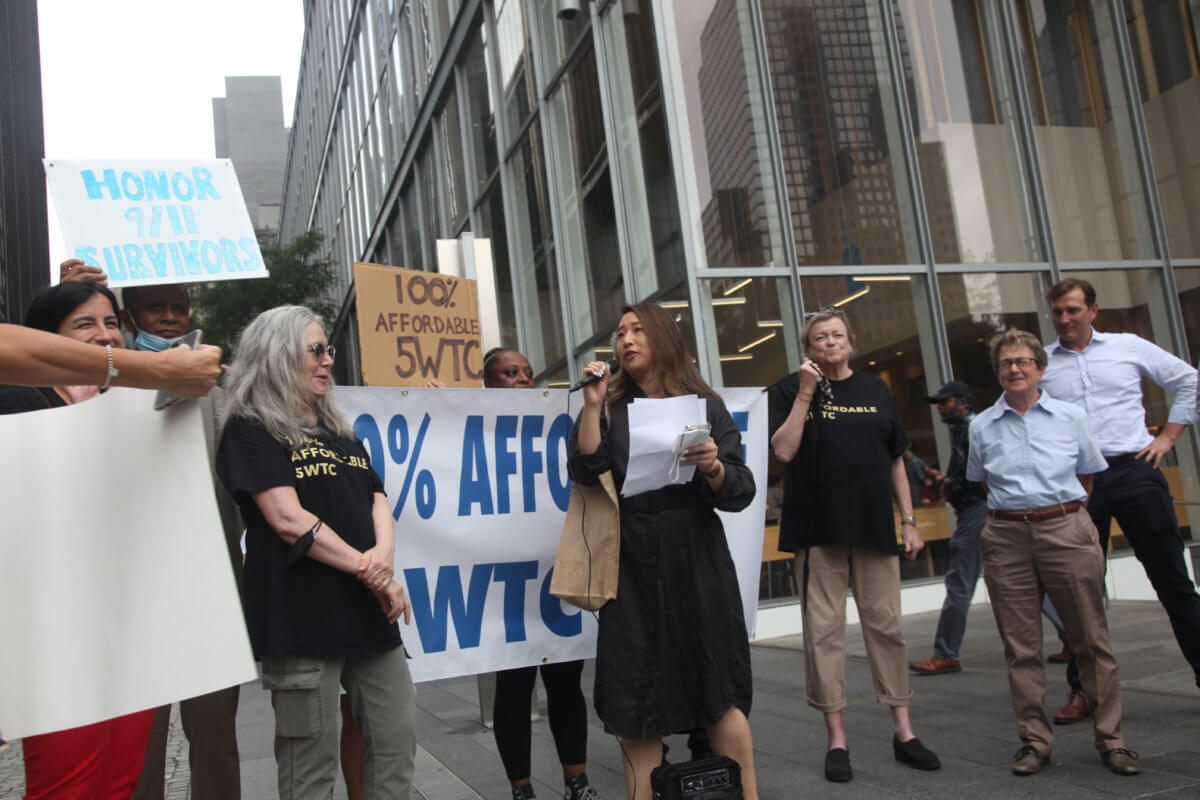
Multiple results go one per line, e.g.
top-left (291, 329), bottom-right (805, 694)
top-left (893, 735), bottom-right (941, 770)
top-left (824, 747), bottom-right (852, 782)
top-left (564, 773), bottom-right (602, 800)
top-left (512, 783), bottom-right (536, 800)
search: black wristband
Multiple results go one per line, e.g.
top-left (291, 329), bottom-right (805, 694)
top-left (287, 519), bottom-right (323, 566)
top-left (287, 531), bottom-right (315, 566)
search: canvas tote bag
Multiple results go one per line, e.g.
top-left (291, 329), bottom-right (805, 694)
top-left (550, 470), bottom-right (620, 611)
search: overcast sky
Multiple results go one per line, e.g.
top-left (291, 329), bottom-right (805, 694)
top-left (38, 0), bottom-right (305, 266)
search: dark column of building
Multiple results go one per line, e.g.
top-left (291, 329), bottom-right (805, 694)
top-left (0, 0), bottom-right (50, 323)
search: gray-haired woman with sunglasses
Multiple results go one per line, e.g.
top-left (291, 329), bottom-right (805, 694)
top-left (216, 305), bottom-right (417, 799)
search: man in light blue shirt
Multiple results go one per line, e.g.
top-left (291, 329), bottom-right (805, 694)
top-left (968, 330), bottom-right (1137, 777)
top-left (1040, 278), bottom-right (1200, 722)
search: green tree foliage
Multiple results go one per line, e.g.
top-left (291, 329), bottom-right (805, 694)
top-left (189, 231), bottom-right (339, 356)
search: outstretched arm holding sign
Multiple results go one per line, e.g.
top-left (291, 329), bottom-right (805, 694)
top-left (0, 324), bottom-right (221, 397)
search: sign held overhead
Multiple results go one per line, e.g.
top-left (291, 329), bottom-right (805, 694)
top-left (353, 261), bottom-right (485, 387)
top-left (45, 158), bottom-right (268, 288)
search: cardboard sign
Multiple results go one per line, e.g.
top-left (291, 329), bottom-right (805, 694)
top-left (44, 159), bottom-right (268, 288)
top-left (353, 262), bottom-right (485, 387)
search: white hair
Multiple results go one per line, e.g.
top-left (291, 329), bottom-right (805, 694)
top-left (221, 305), bottom-right (352, 446)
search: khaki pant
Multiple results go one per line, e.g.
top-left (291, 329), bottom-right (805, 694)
top-left (262, 647), bottom-right (417, 800)
top-left (798, 546), bottom-right (912, 712)
top-left (980, 510), bottom-right (1125, 756)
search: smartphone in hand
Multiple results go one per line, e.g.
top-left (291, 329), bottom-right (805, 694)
top-left (153, 329), bottom-right (204, 410)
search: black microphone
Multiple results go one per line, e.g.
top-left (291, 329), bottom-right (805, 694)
top-left (569, 358), bottom-right (620, 392)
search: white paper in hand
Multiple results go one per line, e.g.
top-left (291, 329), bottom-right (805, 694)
top-left (622, 395), bottom-right (708, 497)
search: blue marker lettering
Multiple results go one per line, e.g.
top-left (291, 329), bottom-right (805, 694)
top-left (171, 172), bottom-right (195, 201)
top-left (201, 241), bottom-right (222, 274)
top-left (80, 169), bottom-right (120, 200)
top-left (142, 171), bottom-right (171, 200)
top-left (192, 167), bottom-right (220, 199)
top-left (119, 171), bottom-right (144, 201)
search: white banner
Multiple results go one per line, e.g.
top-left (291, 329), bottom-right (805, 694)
top-left (44, 158), bottom-right (267, 288)
top-left (338, 386), bottom-right (767, 683)
top-left (0, 390), bottom-right (257, 740)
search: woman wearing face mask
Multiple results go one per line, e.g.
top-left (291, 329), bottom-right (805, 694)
top-left (0, 280), bottom-right (158, 800)
top-left (768, 309), bottom-right (939, 783)
top-left (570, 303), bottom-right (759, 800)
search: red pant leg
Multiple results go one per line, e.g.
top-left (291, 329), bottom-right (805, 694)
top-left (23, 720), bottom-right (109, 800)
top-left (22, 710), bottom-right (154, 800)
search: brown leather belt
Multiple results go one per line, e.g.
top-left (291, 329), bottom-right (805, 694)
top-left (988, 501), bottom-right (1083, 522)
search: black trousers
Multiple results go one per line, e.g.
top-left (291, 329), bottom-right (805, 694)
top-left (1067, 457), bottom-right (1200, 691)
top-left (493, 660), bottom-right (588, 782)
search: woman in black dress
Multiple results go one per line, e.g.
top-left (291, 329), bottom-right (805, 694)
top-left (568, 302), bottom-right (759, 800)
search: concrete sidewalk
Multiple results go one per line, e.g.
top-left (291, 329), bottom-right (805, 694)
top-left (4, 599), bottom-right (1199, 798)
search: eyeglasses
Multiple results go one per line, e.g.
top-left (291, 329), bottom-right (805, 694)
top-left (998, 357), bottom-right (1037, 370)
top-left (307, 343), bottom-right (336, 360)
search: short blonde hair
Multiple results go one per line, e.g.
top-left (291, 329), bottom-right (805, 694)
top-left (803, 309), bottom-right (855, 351)
top-left (988, 329), bottom-right (1047, 374)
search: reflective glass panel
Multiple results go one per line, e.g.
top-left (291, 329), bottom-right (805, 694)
top-left (766, 0), bottom-right (924, 266)
top-left (660, 0), bottom-right (787, 268)
top-left (939, 271), bottom-right (1051, 411)
top-left (1014, 0), bottom-right (1157, 260)
top-left (1122, 0), bottom-right (1200, 258)
top-left (509, 120), bottom-right (567, 369)
top-left (464, 25), bottom-right (499, 192)
top-left (476, 182), bottom-right (518, 349)
top-left (894, 0), bottom-right (1043, 263)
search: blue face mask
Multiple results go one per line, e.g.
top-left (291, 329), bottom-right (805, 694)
top-left (131, 325), bottom-right (188, 352)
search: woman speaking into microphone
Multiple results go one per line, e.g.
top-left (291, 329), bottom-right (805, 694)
top-left (568, 303), bottom-right (760, 800)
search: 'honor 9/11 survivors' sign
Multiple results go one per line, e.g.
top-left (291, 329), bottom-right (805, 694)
top-left (45, 159), bottom-right (269, 288)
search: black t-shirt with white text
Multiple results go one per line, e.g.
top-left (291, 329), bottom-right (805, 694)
top-left (216, 416), bottom-right (401, 659)
top-left (768, 371), bottom-right (908, 554)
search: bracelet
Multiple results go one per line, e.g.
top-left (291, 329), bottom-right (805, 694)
top-left (901, 516), bottom-right (918, 527)
top-left (99, 344), bottom-right (119, 391)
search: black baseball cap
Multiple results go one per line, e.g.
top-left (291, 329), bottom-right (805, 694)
top-left (928, 380), bottom-right (971, 403)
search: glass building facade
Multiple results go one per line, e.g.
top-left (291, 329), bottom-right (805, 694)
top-left (280, 0), bottom-right (1200, 606)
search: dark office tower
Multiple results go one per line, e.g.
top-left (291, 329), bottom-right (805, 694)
top-left (0, 0), bottom-right (51, 323)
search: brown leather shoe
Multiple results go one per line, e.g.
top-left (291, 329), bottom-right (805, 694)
top-left (1047, 646), bottom-right (1070, 664)
top-left (1100, 747), bottom-right (1141, 776)
top-left (909, 656), bottom-right (962, 675)
top-left (1012, 745), bottom-right (1049, 775)
top-left (1053, 691), bottom-right (1090, 724)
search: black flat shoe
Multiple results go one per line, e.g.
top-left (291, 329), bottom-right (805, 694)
top-left (893, 735), bottom-right (941, 770)
top-left (824, 747), bottom-right (852, 782)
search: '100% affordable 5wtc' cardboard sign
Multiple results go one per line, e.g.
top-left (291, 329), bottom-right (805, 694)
top-left (353, 262), bottom-right (484, 387)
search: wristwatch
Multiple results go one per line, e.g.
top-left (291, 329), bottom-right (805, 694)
top-left (901, 516), bottom-right (918, 527)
